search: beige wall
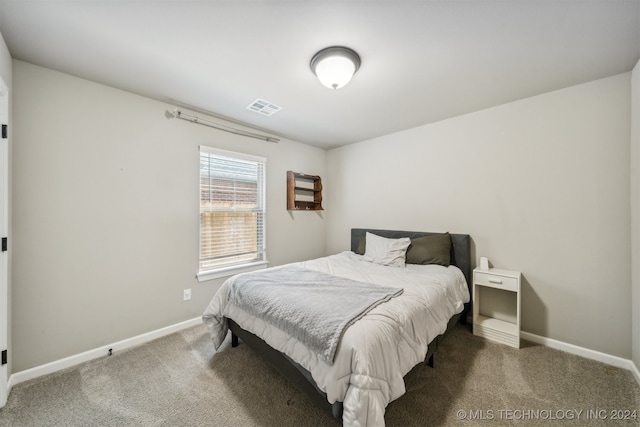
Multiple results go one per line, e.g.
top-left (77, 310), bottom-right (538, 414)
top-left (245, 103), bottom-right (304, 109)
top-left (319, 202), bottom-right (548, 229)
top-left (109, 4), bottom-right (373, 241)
top-left (326, 73), bottom-right (632, 358)
top-left (11, 60), bottom-right (326, 372)
top-left (7, 57), bottom-right (638, 371)
top-left (632, 59), bottom-right (640, 370)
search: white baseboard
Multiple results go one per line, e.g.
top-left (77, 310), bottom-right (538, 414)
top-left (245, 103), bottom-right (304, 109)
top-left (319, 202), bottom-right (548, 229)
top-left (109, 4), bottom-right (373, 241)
top-left (8, 317), bottom-right (202, 390)
top-left (521, 330), bottom-right (640, 386)
top-left (630, 361), bottom-right (640, 386)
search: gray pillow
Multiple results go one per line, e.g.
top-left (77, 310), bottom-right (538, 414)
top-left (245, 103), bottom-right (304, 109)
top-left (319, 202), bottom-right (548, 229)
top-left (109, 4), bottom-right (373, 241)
top-left (355, 234), bottom-right (366, 255)
top-left (405, 233), bottom-right (451, 266)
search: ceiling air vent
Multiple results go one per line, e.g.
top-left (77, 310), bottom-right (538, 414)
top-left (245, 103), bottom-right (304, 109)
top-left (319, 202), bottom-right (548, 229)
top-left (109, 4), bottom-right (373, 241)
top-left (246, 98), bottom-right (282, 116)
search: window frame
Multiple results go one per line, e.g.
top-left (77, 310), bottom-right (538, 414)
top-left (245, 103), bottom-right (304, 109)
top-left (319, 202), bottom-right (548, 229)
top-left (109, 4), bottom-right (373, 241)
top-left (197, 146), bottom-right (268, 282)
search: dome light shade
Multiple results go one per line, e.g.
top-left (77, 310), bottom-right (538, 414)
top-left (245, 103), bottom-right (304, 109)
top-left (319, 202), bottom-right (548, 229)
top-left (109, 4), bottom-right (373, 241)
top-left (310, 46), bottom-right (361, 90)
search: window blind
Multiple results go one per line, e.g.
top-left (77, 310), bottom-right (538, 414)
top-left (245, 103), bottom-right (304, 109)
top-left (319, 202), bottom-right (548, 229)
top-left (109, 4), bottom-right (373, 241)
top-left (199, 146), bottom-right (266, 272)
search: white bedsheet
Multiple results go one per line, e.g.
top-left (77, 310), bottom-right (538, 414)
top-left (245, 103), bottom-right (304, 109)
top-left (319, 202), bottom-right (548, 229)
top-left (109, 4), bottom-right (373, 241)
top-left (202, 251), bottom-right (470, 426)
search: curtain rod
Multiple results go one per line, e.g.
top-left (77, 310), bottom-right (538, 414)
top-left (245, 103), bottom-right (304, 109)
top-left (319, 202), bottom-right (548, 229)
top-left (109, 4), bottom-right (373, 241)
top-left (172, 109), bottom-right (280, 143)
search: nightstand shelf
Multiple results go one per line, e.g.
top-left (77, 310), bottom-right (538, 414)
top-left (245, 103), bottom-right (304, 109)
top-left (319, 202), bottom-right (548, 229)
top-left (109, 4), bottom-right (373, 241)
top-left (473, 268), bottom-right (521, 348)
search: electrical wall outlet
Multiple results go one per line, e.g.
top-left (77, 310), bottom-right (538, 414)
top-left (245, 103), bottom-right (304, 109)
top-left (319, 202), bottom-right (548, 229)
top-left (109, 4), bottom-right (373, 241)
top-left (183, 288), bottom-right (191, 301)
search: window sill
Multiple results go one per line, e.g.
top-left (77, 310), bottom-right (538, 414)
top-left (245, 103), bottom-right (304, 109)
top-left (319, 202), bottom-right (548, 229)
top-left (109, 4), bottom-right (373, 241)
top-left (197, 260), bottom-right (269, 282)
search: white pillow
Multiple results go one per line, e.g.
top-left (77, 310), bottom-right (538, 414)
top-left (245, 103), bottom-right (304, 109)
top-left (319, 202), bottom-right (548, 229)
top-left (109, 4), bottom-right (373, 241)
top-left (362, 232), bottom-right (411, 267)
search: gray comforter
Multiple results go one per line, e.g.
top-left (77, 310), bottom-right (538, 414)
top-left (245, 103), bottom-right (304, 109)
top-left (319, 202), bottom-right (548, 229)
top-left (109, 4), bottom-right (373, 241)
top-left (229, 266), bottom-right (403, 363)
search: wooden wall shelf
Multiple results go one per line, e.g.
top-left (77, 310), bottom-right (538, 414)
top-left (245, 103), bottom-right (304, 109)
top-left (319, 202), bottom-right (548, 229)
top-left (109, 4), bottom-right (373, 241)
top-left (287, 171), bottom-right (323, 211)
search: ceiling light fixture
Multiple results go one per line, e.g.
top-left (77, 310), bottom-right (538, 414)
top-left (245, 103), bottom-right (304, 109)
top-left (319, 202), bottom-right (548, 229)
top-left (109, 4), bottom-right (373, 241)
top-left (310, 46), bottom-right (361, 90)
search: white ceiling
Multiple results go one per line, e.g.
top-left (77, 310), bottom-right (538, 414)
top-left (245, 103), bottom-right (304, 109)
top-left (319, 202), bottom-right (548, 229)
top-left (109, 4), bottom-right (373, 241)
top-left (0, 1), bottom-right (639, 149)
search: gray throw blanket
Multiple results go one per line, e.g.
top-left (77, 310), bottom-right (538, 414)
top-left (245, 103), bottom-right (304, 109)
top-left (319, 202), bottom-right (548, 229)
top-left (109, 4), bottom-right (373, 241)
top-left (229, 266), bottom-right (403, 364)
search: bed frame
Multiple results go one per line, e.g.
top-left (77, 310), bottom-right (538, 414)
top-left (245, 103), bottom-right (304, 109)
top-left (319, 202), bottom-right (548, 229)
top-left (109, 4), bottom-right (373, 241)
top-left (228, 228), bottom-right (472, 419)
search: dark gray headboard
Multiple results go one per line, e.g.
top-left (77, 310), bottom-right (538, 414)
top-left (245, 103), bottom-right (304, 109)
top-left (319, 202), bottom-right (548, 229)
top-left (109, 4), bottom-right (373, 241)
top-left (350, 228), bottom-right (472, 312)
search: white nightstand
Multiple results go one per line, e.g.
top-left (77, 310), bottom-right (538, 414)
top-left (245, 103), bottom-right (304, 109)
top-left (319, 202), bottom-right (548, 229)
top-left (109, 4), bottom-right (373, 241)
top-left (473, 267), bottom-right (521, 348)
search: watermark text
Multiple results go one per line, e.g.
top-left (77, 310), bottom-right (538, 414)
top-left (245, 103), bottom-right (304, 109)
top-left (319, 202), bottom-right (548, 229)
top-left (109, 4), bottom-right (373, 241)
top-left (455, 408), bottom-right (637, 421)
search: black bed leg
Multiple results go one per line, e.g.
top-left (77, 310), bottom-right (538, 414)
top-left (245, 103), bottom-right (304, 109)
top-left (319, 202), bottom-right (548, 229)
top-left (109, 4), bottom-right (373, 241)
top-left (427, 354), bottom-right (434, 368)
top-left (232, 332), bottom-right (239, 347)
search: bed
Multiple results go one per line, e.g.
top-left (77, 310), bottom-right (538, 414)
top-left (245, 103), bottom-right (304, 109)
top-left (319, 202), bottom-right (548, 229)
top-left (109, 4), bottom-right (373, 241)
top-left (202, 228), bottom-right (472, 426)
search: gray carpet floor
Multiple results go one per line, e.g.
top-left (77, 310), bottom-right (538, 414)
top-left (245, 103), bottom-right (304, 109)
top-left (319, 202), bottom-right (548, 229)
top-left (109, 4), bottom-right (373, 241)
top-left (0, 322), bottom-right (639, 426)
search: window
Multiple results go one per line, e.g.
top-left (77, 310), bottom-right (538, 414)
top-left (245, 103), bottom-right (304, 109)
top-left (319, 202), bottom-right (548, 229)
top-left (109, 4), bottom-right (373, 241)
top-left (198, 146), bottom-right (267, 280)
